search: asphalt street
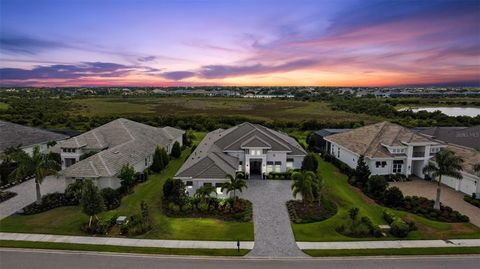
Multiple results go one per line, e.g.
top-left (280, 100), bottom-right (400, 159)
top-left (1, 248), bottom-right (479, 269)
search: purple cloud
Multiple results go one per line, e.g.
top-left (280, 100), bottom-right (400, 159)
top-left (0, 34), bottom-right (68, 55)
top-left (161, 71), bottom-right (196, 80)
top-left (138, 56), bottom-right (156, 62)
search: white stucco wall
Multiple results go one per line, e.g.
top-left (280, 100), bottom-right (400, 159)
top-left (441, 172), bottom-right (479, 196)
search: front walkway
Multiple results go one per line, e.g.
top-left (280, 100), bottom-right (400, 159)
top-left (390, 180), bottom-right (480, 227)
top-left (0, 232), bottom-right (254, 249)
top-left (240, 180), bottom-right (307, 257)
top-left (0, 176), bottom-right (65, 220)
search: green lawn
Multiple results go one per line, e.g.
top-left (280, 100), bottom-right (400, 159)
top-left (304, 247), bottom-right (480, 257)
top-left (0, 148), bottom-right (253, 241)
top-left (0, 240), bottom-right (249, 256)
top-left (292, 157), bottom-right (480, 241)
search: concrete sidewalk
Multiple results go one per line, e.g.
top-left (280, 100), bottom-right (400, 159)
top-left (0, 232), bottom-right (255, 250)
top-left (297, 239), bottom-right (480, 249)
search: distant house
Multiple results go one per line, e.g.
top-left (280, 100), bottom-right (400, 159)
top-left (324, 122), bottom-right (445, 178)
top-left (174, 122), bottom-right (306, 196)
top-left (311, 129), bottom-right (351, 152)
top-left (325, 121), bottom-right (480, 196)
top-left (0, 120), bottom-right (68, 156)
top-left (59, 118), bottom-right (184, 189)
top-left (415, 126), bottom-right (480, 150)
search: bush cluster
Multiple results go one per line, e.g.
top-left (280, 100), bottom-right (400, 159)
top-left (22, 192), bottom-right (77, 215)
top-left (267, 171), bottom-right (292, 180)
top-left (403, 196), bottom-right (469, 222)
top-left (383, 210), bottom-right (417, 238)
top-left (336, 208), bottom-right (382, 238)
top-left (287, 198), bottom-right (337, 224)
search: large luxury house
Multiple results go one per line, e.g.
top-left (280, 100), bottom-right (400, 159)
top-left (174, 122), bottom-right (307, 196)
top-left (0, 120), bottom-right (68, 156)
top-left (59, 118), bottom-right (184, 189)
top-left (324, 121), bottom-right (480, 196)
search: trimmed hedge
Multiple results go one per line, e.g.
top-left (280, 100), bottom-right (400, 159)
top-left (464, 195), bottom-right (480, 208)
top-left (21, 193), bottom-right (77, 215)
top-left (287, 198), bottom-right (337, 224)
top-left (267, 171), bottom-right (293, 180)
top-left (0, 191), bottom-right (16, 203)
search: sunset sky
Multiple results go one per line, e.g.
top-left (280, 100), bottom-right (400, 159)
top-left (0, 0), bottom-right (479, 87)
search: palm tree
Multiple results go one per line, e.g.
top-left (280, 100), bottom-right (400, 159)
top-left (221, 172), bottom-right (247, 202)
top-left (194, 185), bottom-right (216, 201)
top-left (10, 145), bottom-right (61, 204)
top-left (423, 150), bottom-right (463, 210)
top-left (291, 171), bottom-right (319, 206)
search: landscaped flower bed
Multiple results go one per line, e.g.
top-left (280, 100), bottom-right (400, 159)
top-left (402, 196), bottom-right (469, 222)
top-left (0, 191), bottom-right (16, 203)
top-left (464, 195), bottom-right (480, 208)
top-left (286, 198), bottom-right (337, 224)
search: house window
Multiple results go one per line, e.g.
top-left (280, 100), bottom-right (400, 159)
top-left (393, 160), bottom-right (403, 173)
top-left (375, 161), bottom-right (387, 168)
top-left (263, 149), bottom-right (268, 154)
top-left (266, 161), bottom-right (273, 173)
top-left (145, 158), bottom-right (148, 166)
top-left (245, 149), bottom-right (249, 154)
top-left (275, 161), bottom-right (281, 172)
top-left (337, 148), bottom-right (340, 158)
top-left (286, 158), bottom-right (293, 170)
top-left (203, 182), bottom-right (212, 187)
top-left (186, 181), bottom-right (193, 188)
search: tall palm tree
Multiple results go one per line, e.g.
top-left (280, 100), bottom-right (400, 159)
top-left (194, 185), bottom-right (216, 201)
top-left (221, 172), bottom-right (247, 202)
top-left (10, 145), bottom-right (61, 204)
top-left (291, 171), bottom-right (319, 206)
top-left (423, 150), bottom-right (463, 210)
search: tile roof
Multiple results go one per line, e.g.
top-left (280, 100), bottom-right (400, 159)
top-left (0, 120), bottom-right (68, 152)
top-left (444, 144), bottom-right (480, 176)
top-left (416, 126), bottom-right (480, 150)
top-left (325, 121), bottom-right (441, 158)
top-left (60, 118), bottom-right (184, 178)
top-left (175, 122), bottom-right (306, 179)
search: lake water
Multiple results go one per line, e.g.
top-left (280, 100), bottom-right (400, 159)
top-left (406, 107), bottom-right (480, 117)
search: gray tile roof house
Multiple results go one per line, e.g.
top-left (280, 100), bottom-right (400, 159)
top-left (415, 126), bottom-right (480, 150)
top-left (59, 118), bottom-right (184, 188)
top-left (175, 122), bottom-right (306, 196)
top-left (0, 120), bottom-right (68, 153)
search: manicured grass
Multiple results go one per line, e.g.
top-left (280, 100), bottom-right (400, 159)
top-left (291, 157), bottom-right (480, 241)
top-left (0, 102), bottom-right (10, 110)
top-left (0, 240), bottom-right (249, 256)
top-left (0, 148), bottom-right (254, 241)
top-left (304, 247), bottom-right (480, 257)
top-left (70, 97), bottom-right (381, 123)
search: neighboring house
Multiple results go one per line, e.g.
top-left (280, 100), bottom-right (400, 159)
top-left (324, 121), bottom-right (480, 196)
top-left (174, 122), bottom-right (306, 196)
top-left (415, 126), bottom-right (480, 150)
top-left (311, 129), bottom-right (351, 152)
top-left (440, 144), bottom-right (480, 197)
top-left (324, 121), bottom-right (446, 178)
top-left (59, 118), bottom-right (184, 189)
top-left (0, 120), bottom-right (68, 156)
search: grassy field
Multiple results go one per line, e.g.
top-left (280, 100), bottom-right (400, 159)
top-left (0, 102), bottom-right (10, 110)
top-left (0, 240), bottom-right (249, 256)
top-left (69, 97), bottom-right (382, 123)
top-left (0, 143), bottom-right (254, 241)
top-left (304, 247), bottom-right (480, 257)
top-left (292, 157), bottom-right (480, 242)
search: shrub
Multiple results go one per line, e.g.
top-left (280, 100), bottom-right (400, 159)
top-left (354, 155), bottom-right (370, 187)
top-left (0, 191), bottom-right (16, 203)
top-left (402, 196), bottom-right (469, 222)
top-left (22, 192), bottom-right (77, 215)
top-left (197, 200), bottom-right (209, 212)
top-left (390, 219), bottom-right (410, 238)
top-left (286, 198), bottom-right (337, 224)
top-left (181, 202), bottom-right (193, 213)
top-left (383, 187), bottom-right (405, 208)
top-left (118, 164), bottom-right (135, 192)
top-left (301, 153), bottom-right (318, 172)
top-left (366, 175), bottom-right (388, 198)
top-left (383, 210), bottom-right (396, 224)
top-left (64, 180), bottom-right (85, 204)
top-left (170, 141), bottom-right (181, 159)
top-left (150, 146), bottom-right (165, 172)
top-left (101, 188), bottom-right (121, 210)
top-left (163, 178), bottom-right (187, 205)
top-left (267, 171), bottom-right (292, 180)
top-left (81, 219), bottom-right (110, 235)
top-left (167, 202), bottom-right (180, 213)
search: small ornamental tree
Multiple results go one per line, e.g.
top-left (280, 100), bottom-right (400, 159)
top-left (119, 163), bottom-right (135, 191)
top-left (301, 153), bottom-right (319, 172)
top-left (366, 175), bottom-right (388, 198)
top-left (80, 180), bottom-right (105, 228)
top-left (383, 187), bottom-right (405, 208)
top-left (160, 147), bottom-right (170, 167)
top-left (150, 146), bottom-right (165, 173)
top-left (349, 207), bottom-right (360, 222)
top-left (354, 155), bottom-right (371, 188)
top-left (170, 141), bottom-right (181, 159)
top-left (163, 178), bottom-right (187, 205)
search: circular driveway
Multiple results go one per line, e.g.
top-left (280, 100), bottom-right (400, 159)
top-left (240, 180), bottom-right (306, 257)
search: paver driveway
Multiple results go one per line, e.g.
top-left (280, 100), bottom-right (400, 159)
top-left (240, 180), bottom-right (306, 257)
top-left (391, 179), bottom-right (480, 227)
top-left (0, 176), bottom-right (65, 220)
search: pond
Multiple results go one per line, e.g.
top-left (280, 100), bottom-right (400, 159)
top-left (402, 107), bottom-right (480, 117)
